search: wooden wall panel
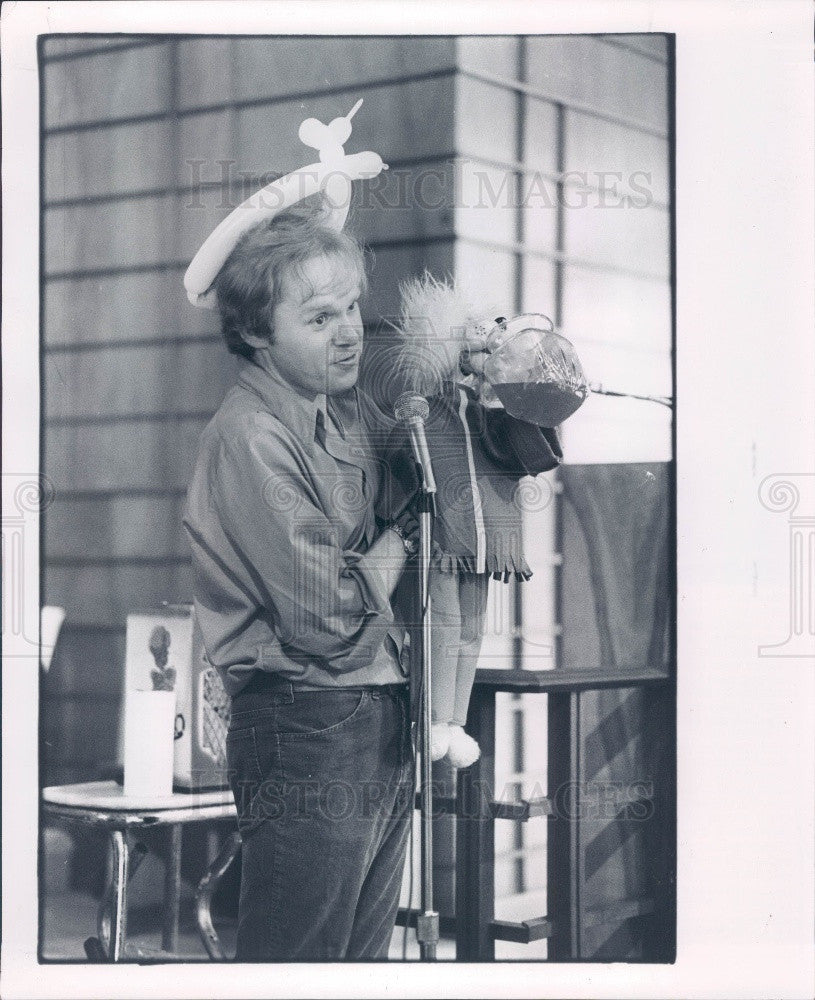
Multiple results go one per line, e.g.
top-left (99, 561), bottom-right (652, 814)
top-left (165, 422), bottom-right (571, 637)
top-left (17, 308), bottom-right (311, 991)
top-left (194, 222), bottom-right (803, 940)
top-left (41, 36), bottom-right (158, 58)
top-left (45, 563), bottom-right (194, 628)
top-left (454, 242), bottom-right (516, 315)
top-left (43, 42), bottom-right (173, 128)
top-left (523, 98), bottom-right (561, 177)
top-left (235, 76), bottom-right (456, 178)
top-left (600, 34), bottom-right (668, 61)
top-left (521, 257), bottom-right (558, 315)
top-left (563, 201), bottom-right (670, 277)
top-left (350, 160), bottom-right (455, 244)
top-left (44, 120), bottom-right (177, 203)
top-left (455, 75), bottom-right (518, 160)
top-left (229, 36), bottom-right (456, 103)
top-left (44, 271), bottom-right (221, 346)
top-left (177, 160), bottom-right (457, 264)
top-left (359, 240), bottom-right (455, 327)
top-left (177, 37), bottom-right (237, 108)
top-left (45, 195), bottom-right (180, 276)
top-left (526, 36), bottom-right (669, 134)
top-left (562, 269), bottom-right (672, 353)
top-left (44, 339), bottom-right (239, 419)
top-left (456, 35), bottom-right (519, 73)
top-left (457, 161), bottom-right (519, 245)
top-left (176, 109), bottom-right (237, 189)
top-left (45, 495), bottom-right (188, 562)
top-left (565, 111), bottom-right (670, 206)
top-left (45, 417), bottom-right (206, 493)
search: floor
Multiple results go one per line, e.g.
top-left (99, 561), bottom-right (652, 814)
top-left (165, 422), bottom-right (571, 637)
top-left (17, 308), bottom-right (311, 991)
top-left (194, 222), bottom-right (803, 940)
top-left (40, 822), bottom-right (543, 962)
top-left (40, 824), bottom-right (457, 962)
top-left (41, 887), bottom-right (459, 962)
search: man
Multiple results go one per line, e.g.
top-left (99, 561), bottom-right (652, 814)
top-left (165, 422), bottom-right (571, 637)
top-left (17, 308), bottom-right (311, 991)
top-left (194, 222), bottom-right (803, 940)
top-left (183, 192), bottom-right (420, 960)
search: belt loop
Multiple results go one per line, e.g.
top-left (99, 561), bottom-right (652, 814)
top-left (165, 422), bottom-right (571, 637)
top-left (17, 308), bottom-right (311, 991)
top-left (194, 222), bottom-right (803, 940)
top-left (272, 678), bottom-right (294, 705)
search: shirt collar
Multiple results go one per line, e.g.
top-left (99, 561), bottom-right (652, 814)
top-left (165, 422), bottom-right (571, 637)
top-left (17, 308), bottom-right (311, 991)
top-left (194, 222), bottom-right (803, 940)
top-left (237, 356), bottom-right (369, 455)
top-left (237, 357), bottom-right (327, 451)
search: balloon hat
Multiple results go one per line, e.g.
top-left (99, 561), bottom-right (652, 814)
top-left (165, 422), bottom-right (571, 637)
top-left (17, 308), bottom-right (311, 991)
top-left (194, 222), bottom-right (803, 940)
top-left (184, 98), bottom-right (387, 309)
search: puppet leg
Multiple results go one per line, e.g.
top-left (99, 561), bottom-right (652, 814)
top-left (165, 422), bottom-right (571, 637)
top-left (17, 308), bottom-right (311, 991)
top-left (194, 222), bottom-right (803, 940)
top-left (446, 572), bottom-right (490, 768)
top-left (451, 571), bottom-right (490, 727)
top-left (428, 565), bottom-right (465, 759)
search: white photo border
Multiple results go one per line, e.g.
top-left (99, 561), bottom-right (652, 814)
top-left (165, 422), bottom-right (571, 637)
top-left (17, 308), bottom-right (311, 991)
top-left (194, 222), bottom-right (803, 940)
top-left (2, 2), bottom-right (814, 998)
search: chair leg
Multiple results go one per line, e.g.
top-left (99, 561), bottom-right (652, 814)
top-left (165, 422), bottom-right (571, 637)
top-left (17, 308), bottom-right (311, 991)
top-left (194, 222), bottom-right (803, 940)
top-left (194, 831), bottom-right (241, 960)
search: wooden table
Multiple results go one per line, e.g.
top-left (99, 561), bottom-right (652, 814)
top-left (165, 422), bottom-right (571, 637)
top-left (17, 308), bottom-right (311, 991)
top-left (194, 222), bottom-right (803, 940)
top-left (42, 781), bottom-right (241, 961)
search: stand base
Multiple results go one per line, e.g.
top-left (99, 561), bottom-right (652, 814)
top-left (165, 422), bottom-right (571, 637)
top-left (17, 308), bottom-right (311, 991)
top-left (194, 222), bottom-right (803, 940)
top-left (417, 910), bottom-right (439, 961)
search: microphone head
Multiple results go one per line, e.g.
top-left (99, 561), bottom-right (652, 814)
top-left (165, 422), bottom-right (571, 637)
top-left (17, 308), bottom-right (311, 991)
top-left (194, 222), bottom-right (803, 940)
top-left (394, 392), bottom-right (430, 424)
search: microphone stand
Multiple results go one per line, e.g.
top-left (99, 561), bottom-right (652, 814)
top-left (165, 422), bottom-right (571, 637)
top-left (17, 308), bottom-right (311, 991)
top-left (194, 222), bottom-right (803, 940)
top-left (414, 463), bottom-right (439, 962)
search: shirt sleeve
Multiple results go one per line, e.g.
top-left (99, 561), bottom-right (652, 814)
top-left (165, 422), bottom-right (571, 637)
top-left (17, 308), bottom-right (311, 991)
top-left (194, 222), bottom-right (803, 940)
top-left (211, 424), bottom-right (395, 673)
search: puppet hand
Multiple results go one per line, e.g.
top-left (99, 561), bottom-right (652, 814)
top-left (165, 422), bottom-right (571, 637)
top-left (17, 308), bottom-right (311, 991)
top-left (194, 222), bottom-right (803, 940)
top-left (459, 335), bottom-right (489, 376)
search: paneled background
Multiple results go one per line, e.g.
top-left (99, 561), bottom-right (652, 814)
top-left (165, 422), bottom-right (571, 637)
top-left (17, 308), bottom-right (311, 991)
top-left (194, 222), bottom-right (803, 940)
top-left (40, 34), bottom-right (672, 947)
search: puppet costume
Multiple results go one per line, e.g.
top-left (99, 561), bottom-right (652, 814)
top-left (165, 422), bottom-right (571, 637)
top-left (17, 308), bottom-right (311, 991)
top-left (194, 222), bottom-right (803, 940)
top-left (385, 275), bottom-right (569, 766)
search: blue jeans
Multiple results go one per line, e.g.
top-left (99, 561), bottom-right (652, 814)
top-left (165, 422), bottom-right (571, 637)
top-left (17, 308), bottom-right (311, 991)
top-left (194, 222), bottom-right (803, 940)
top-left (226, 678), bottom-right (414, 960)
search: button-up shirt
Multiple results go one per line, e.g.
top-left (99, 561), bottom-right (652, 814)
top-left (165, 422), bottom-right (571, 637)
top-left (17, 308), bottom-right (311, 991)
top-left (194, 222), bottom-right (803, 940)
top-left (184, 358), bottom-right (409, 696)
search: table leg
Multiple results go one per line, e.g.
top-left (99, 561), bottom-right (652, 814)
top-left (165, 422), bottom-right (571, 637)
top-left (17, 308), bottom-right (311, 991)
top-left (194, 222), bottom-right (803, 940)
top-left (206, 827), bottom-right (220, 867)
top-left (109, 830), bottom-right (129, 961)
top-left (162, 824), bottom-right (183, 953)
top-left (195, 831), bottom-right (241, 960)
top-left (96, 839), bottom-right (146, 961)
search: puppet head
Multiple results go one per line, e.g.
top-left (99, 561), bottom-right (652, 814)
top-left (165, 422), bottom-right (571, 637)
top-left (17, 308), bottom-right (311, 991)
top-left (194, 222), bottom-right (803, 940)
top-left (391, 271), bottom-right (500, 398)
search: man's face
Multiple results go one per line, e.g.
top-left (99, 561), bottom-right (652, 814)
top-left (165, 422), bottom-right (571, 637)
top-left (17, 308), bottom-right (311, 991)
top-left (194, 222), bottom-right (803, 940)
top-left (265, 254), bottom-right (364, 399)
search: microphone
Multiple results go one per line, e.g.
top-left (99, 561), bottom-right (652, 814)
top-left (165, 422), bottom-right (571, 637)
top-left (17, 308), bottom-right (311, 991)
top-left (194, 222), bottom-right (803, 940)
top-left (394, 392), bottom-right (437, 496)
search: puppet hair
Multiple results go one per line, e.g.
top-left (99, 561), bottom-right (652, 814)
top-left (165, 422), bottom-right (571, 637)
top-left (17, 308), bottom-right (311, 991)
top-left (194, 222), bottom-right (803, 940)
top-left (391, 271), bottom-right (499, 397)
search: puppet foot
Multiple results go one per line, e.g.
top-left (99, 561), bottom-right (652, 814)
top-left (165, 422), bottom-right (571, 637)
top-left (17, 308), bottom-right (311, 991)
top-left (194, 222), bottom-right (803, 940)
top-left (430, 723), bottom-right (450, 761)
top-left (446, 726), bottom-right (481, 768)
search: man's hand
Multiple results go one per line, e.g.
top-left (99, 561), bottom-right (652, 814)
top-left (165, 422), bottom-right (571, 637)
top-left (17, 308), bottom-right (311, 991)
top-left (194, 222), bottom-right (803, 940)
top-left (390, 505), bottom-right (419, 553)
top-left (368, 504), bottom-right (420, 597)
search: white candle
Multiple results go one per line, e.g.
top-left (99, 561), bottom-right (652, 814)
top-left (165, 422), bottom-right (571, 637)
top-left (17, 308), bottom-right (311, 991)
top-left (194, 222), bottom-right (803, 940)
top-left (123, 689), bottom-right (177, 799)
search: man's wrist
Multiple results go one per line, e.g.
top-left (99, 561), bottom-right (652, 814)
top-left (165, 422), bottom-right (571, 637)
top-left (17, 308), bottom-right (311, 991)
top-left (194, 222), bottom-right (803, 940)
top-left (388, 522), bottom-right (417, 556)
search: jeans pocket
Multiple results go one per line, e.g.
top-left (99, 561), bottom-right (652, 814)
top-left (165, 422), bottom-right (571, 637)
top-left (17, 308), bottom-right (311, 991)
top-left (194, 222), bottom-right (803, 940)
top-left (225, 727), bottom-right (263, 831)
top-left (271, 688), bottom-right (369, 742)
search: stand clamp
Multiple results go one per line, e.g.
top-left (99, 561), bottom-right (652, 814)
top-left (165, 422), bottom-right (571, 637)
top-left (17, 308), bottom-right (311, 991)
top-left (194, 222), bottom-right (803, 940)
top-left (417, 911), bottom-right (440, 960)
